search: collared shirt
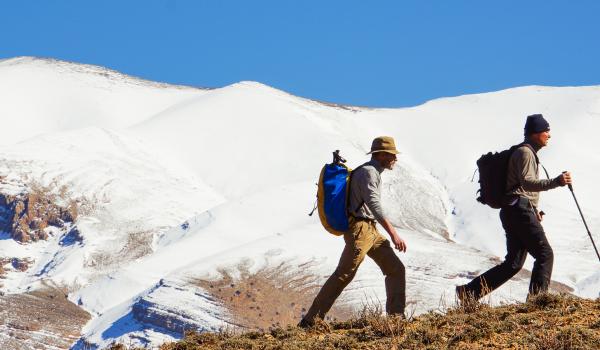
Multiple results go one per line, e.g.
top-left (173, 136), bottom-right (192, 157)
top-left (348, 159), bottom-right (386, 222)
top-left (506, 144), bottom-right (560, 208)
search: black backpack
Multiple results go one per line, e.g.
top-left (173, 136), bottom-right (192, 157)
top-left (476, 143), bottom-right (537, 209)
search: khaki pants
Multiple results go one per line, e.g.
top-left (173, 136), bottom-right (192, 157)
top-left (303, 217), bottom-right (406, 323)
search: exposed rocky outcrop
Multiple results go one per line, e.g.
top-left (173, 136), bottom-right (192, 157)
top-left (0, 257), bottom-right (34, 273)
top-left (0, 257), bottom-right (33, 289)
top-left (0, 179), bottom-right (80, 243)
top-left (131, 280), bottom-right (228, 336)
top-left (132, 297), bottom-right (200, 336)
top-left (11, 257), bottom-right (33, 272)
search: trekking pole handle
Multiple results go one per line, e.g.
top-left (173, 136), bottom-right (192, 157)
top-left (562, 171), bottom-right (573, 191)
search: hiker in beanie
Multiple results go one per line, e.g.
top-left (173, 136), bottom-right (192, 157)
top-left (457, 114), bottom-right (572, 302)
top-left (299, 136), bottom-right (408, 327)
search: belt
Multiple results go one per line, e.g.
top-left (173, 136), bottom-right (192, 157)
top-left (351, 215), bottom-right (376, 223)
top-left (507, 196), bottom-right (535, 210)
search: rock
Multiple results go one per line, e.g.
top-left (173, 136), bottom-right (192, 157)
top-left (0, 181), bottom-right (79, 244)
top-left (11, 258), bottom-right (33, 272)
top-left (131, 280), bottom-right (230, 336)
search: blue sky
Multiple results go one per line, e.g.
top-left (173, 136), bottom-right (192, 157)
top-left (1, 1), bottom-right (599, 107)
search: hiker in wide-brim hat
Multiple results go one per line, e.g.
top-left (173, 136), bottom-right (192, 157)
top-left (299, 136), bottom-right (407, 327)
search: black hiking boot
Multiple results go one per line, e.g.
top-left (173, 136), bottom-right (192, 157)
top-left (297, 318), bottom-right (314, 329)
top-left (456, 284), bottom-right (475, 306)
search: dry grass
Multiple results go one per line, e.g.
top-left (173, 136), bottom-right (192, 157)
top-left (107, 293), bottom-right (600, 350)
top-left (0, 286), bottom-right (91, 349)
top-left (191, 259), bottom-right (354, 332)
top-left (85, 230), bottom-right (154, 270)
top-left (0, 257), bottom-right (8, 278)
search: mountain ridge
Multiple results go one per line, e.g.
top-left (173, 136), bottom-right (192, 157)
top-left (0, 57), bottom-right (598, 349)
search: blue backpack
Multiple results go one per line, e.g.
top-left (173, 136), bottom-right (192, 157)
top-left (310, 151), bottom-right (356, 236)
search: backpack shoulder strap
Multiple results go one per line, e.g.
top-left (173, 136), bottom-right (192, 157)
top-left (346, 164), bottom-right (366, 215)
top-left (518, 143), bottom-right (540, 164)
top-left (516, 143), bottom-right (550, 179)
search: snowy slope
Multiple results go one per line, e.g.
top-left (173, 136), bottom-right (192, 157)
top-left (0, 128), bottom-right (226, 349)
top-left (364, 86), bottom-right (600, 291)
top-left (0, 57), bottom-right (598, 349)
top-left (0, 57), bottom-right (207, 146)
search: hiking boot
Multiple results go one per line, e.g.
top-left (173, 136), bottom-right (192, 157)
top-left (387, 311), bottom-right (406, 320)
top-left (455, 284), bottom-right (474, 306)
top-left (297, 318), bottom-right (314, 329)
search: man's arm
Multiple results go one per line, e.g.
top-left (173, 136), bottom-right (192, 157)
top-left (361, 169), bottom-right (407, 252)
top-left (379, 218), bottom-right (407, 252)
top-left (362, 172), bottom-right (385, 222)
top-left (513, 147), bottom-right (562, 192)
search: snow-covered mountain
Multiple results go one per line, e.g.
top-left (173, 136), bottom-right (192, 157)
top-left (0, 57), bottom-right (598, 349)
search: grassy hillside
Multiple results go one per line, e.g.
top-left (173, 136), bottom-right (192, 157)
top-left (107, 293), bottom-right (600, 349)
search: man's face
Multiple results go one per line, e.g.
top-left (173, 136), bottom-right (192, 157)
top-left (530, 130), bottom-right (551, 148)
top-left (378, 152), bottom-right (398, 170)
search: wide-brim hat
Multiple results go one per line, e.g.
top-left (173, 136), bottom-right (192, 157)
top-left (367, 136), bottom-right (400, 155)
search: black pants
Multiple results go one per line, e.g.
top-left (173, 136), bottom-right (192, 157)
top-left (464, 197), bottom-right (554, 299)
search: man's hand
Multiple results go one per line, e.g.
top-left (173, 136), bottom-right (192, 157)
top-left (558, 171), bottom-right (572, 186)
top-left (391, 233), bottom-right (407, 252)
top-left (380, 218), bottom-right (407, 253)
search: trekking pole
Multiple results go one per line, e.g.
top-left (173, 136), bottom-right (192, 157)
top-left (564, 172), bottom-right (600, 262)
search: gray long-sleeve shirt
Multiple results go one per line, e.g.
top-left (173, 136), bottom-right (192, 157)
top-left (506, 144), bottom-right (561, 208)
top-left (348, 159), bottom-right (386, 222)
